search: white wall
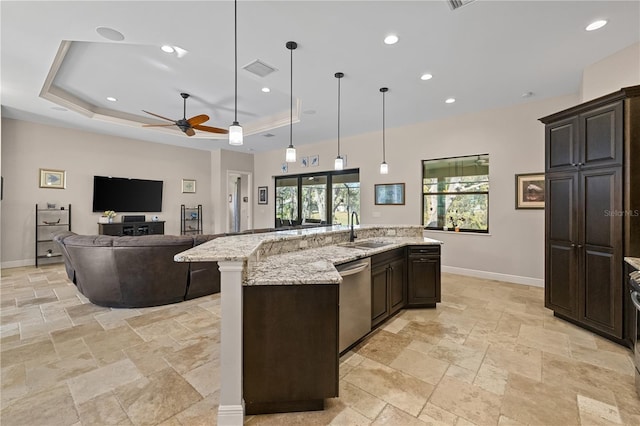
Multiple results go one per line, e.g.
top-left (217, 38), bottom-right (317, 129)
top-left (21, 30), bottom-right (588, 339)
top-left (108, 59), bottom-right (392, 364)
top-left (211, 149), bottom-right (254, 234)
top-left (254, 94), bottom-right (579, 285)
top-left (1, 118), bottom-right (212, 267)
top-left (581, 42), bottom-right (640, 102)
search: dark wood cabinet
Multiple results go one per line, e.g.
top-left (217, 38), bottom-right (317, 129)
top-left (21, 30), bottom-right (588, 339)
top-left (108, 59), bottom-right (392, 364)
top-left (371, 248), bottom-right (406, 328)
top-left (243, 284), bottom-right (338, 415)
top-left (541, 85), bottom-right (640, 344)
top-left (98, 221), bottom-right (164, 236)
top-left (407, 245), bottom-right (441, 307)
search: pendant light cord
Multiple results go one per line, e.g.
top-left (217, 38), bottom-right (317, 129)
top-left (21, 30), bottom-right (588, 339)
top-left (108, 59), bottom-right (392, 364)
top-left (337, 76), bottom-right (341, 157)
top-left (289, 45), bottom-right (293, 148)
top-left (234, 0), bottom-right (238, 123)
top-left (382, 90), bottom-right (386, 162)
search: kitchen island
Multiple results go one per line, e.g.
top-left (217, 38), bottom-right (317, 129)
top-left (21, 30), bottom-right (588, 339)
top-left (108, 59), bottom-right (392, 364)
top-left (175, 225), bottom-right (442, 425)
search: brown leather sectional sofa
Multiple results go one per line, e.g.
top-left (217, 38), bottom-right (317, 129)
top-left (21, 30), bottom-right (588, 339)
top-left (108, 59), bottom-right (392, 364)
top-left (53, 231), bottom-right (221, 308)
top-left (53, 224), bottom-right (328, 308)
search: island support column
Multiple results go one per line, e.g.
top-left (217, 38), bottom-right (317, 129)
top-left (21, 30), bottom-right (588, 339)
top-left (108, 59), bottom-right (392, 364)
top-left (216, 260), bottom-right (245, 426)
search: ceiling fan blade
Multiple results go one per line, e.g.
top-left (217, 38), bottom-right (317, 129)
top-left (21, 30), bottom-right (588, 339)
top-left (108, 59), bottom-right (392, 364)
top-left (142, 123), bottom-right (177, 127)
top-left (142, 110), bottom-right (176, 122)
top-left (187, 114), bottom-right (209, 126)
top-left (193, 124), bottom-right (229, 134)
top-left (185, 128), bottom-right (196, 137)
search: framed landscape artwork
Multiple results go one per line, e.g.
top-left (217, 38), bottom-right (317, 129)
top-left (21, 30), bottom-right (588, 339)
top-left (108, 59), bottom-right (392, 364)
top-left (375, 183), bottom-right (405, 205)
top-left (39, 168), bottom-right (66, 189)
top-left (515, 173), bottom-right (545, 209)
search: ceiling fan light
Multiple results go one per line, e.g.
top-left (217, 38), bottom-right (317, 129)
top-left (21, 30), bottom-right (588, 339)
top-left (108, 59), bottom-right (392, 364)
top-left (286, 145), bottom-right (297, 162)
top-left (229, 122), bottom-right (243, 145)
top-left (380, 162), bottom-right (389, 175)
top-left (334, 156), bottom-right (344, 170)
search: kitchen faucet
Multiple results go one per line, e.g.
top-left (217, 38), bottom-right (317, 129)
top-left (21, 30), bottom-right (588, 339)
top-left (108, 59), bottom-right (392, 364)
top-left (350, 211), bottom-right (359, 242)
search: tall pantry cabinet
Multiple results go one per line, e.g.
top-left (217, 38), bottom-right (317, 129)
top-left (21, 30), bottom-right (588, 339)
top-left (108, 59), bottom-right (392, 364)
top-left (540, 86), bottom-right (640, 345)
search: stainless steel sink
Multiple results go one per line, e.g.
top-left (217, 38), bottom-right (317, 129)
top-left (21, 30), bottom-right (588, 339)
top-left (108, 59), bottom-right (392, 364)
top-left (340, 241), bottom-right (393, 249)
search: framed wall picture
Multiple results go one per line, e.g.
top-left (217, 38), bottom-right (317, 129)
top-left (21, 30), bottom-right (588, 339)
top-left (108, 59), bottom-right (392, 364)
top-left (310, 155), bottom-right (319, 167)
top-left (375, 183), bottom-right (405, 205)
top-left (515, 173), bottom-right (545, 209)
top-left (39, 168), bottom-right (66, 189)
top-left (258, 186), bottom-right (268, 204)
top-left (182, 179), bottom-right (196, 193)
top-left (300, 156), bottom-right (309, 168)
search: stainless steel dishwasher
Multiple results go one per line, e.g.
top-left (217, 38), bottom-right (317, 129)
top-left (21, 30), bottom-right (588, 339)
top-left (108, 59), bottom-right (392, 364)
top-left (337, 258), bottom-right (371, 353)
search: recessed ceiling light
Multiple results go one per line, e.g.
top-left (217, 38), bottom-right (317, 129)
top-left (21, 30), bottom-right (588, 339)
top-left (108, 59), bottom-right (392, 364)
top-left (161, 45), bottom-right (175, 53)
top-left (261, 87), bottom-right (270, 93)
top-left (420, 73), bottom-right (433, 81)
top-left (384, 35), bottom-right (399, 45)
top-left (586, 19), bottom-right (608, 31)
top-left (106, 97), bottom-right (117, 102)
top-left (445, 98), bottom-right (456, 104)
top-left (95, 27), bottom-right (124, 41)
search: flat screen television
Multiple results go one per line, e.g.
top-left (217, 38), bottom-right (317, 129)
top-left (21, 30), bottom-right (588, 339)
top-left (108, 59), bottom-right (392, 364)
top-left (92, 176), bottom-right (163, 212)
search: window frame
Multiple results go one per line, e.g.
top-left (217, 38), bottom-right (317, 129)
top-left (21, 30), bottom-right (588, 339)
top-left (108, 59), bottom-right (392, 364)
top-left (421, 154), bottom-right (490, 234)
top-left (274, 168), bottom-right (359, 228)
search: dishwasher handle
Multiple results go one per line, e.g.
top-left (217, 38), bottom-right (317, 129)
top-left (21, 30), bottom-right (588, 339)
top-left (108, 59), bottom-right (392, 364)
top-left (338, 262), bottom-right (370, 277)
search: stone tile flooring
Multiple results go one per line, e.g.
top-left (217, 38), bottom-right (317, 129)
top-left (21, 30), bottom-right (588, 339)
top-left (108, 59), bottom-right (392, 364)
top-left (1, 264), bottom-right (638, 425)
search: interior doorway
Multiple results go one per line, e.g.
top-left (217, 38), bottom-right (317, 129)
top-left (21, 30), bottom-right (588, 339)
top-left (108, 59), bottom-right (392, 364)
top-left (226, 171), bottom-right (252, 233)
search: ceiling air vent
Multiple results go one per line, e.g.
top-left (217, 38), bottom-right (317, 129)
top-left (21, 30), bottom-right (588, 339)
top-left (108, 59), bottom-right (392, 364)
top-left (243, 59), bottom-right (278, 78)
top-left (447, 0), bottom-right (476, 10)
top-left (263, 133), bottom-right (275, 138)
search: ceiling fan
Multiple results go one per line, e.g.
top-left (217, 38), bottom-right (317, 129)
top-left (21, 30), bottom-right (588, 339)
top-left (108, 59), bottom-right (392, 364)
top-left (142, 93), bottom-right (228, 137)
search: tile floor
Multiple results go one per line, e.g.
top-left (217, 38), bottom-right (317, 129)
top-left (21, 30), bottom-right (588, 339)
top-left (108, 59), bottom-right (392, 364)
top-left (1, 264), bottom-right (638, 425)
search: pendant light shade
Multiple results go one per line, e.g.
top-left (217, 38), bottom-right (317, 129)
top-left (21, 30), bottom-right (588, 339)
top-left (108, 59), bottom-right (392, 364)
top-left (228, 0), bottom-right (243, 145)
top-left (285, 41), bottom-right (297, 163)
top-left (379, 87), bottom-right (389, 174)
top-left (334, 72), bottom-right (344, 171)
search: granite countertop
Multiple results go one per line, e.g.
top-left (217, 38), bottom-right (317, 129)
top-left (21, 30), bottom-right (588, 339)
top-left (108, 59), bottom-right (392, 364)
top-left (246, 236), bottom-right (441, 286)
top-left (625, 257), bottom-right (640, 270)
top-left (174, 225), bottom-right (442, 286)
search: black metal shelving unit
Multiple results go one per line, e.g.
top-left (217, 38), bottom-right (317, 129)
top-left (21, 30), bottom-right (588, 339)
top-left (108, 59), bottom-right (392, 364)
top-left (181, 204), bottom-right (202, 235)
top-left (35, 203), bottom-right (71, 267)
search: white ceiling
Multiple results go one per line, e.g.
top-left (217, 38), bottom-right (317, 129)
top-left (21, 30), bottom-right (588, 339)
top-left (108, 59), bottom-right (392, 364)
top-left (2, 1), bottom-right (639, 153)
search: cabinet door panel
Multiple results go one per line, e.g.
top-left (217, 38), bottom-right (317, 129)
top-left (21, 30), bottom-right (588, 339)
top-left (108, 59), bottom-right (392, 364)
top-left (547, 173), bottom-right (577, 243)
top-left (580, 101), bottom-right (622, 168)
top-left (546, 244), bottom-right (577, 317)
top-left (581, 248), bottom-right (621, 337)
top-left (408, 256), bottom-right (440, 306)
top-left (546, 117), bottom-right (578, 171)
top-left (371, 265), bottom-right (389, 327)
top-left (388, 258), bottom-right (406, 316)
top-left (582, 168), bottom-right (622, 249)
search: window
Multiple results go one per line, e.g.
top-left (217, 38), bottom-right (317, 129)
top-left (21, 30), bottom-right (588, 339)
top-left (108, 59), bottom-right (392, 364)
top-left (275, 169), bottom-right (360, 227)
top-left (422, 154), bottom-right (489, 233)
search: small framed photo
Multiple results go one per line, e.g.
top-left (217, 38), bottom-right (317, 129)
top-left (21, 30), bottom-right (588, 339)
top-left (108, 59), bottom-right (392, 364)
top-left (39, 168), bottom-right (66, 189)
top-left (375, 183), bottom-right (405, 205)
top-left (310, 155), bottom-right (319, 167)
top-left (281, 163), bottom-right (288, 173)
top-left (182, 179), bottom-right (196, 193)
top-left (300, 156), bottom-right (309, 168)
top-left (515, 173), bottom-right (545, 209)
top-left (258, 186), bottom-right (268, 204)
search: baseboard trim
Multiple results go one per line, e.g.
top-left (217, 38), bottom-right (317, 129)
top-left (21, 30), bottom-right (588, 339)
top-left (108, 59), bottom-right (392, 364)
top-left (442, 266), bottom-right (544, 287)
top-left (217, 403), bottom-right (245, 426)
top-left (1, 259), bottom-right (34, 269)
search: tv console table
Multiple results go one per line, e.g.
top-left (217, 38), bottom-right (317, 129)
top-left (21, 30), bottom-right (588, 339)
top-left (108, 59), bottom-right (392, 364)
top-left (98, 221), bottom-right (164, 236)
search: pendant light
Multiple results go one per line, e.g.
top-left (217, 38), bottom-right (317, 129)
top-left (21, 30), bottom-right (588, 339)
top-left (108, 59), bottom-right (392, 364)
top-left (285, 41), bottom-right (297, 162)
top-left (334, 72), bottom-right (344, 170)
top-left (228, 0), bottom-right (243, 145)
top-left (379, 87), bottom-right (389, 174)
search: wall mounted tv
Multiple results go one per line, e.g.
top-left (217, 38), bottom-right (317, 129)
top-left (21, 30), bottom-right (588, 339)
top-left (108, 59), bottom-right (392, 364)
top-left (92, 176), bottom-right (163, 212)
